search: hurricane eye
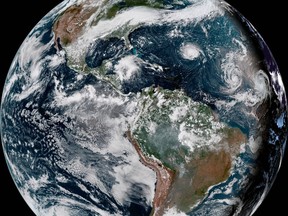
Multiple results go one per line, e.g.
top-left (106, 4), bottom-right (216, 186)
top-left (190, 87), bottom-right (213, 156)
top-left (180, 43), bottom-right (202, 60)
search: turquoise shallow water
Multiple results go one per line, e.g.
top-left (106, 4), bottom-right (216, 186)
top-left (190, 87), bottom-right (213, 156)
top-left (1, 1), bottom-right (287, 215)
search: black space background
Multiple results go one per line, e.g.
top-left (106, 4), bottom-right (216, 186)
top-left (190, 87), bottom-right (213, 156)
top-left (0, 1), bottom-right (287, 215)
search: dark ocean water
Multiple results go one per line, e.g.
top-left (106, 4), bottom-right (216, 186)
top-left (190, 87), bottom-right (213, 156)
top-left (1, 1), bottom-right (287, 215)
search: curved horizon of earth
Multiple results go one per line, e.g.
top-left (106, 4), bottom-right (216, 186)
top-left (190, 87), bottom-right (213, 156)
top-left (1, 0), bottom-right (287, 215)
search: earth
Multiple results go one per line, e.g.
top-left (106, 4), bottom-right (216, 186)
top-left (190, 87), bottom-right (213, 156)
top-left (0, 0), bottom-right (287, 215)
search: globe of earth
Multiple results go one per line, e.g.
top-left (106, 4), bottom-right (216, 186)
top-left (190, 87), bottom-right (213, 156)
top-left (1, 0), bottom-right (287, 215)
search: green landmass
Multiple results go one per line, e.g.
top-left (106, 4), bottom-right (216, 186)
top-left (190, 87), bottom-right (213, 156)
top-left (133, 86), bottom-right (247, 212)
top-left (133, 86), bottom-right (223, 169)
